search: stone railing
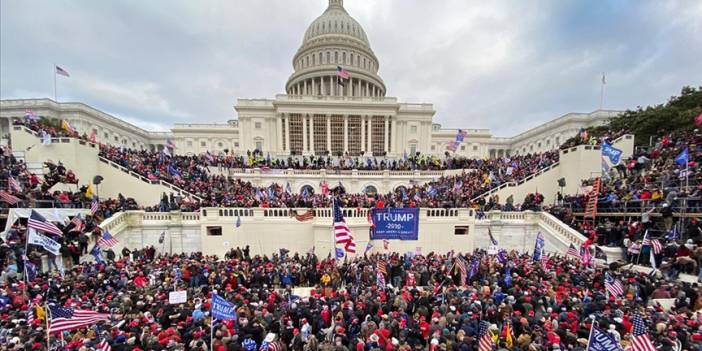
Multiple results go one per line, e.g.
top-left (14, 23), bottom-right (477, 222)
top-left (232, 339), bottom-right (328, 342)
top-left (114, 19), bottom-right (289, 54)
top-left (470, 162), bottom-right (560, 201)
top-left (228, 167), bottom-right (451, 178)
top-left (97, 157), bottom-right (203, 201)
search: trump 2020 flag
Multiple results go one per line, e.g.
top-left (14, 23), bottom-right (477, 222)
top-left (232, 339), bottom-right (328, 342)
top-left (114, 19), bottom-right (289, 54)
top-left (335, 247), bottom-right (345, 259)
top-left (588, 327), bottom-right (623, 351)
top-left (211, 294), bottom-right (237, 321)
top-left (601, 141), bottom-right (623, 165)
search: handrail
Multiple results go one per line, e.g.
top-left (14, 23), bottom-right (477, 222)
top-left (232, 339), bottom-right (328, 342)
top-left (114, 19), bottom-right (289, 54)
top-left (470, 162), bottom-right (560, 202)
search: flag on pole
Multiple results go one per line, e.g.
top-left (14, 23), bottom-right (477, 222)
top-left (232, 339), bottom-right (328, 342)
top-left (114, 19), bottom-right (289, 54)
top-left (333, 199), bottom-right (356, 253)
top-left (642, 237), bottom-right (662, 255)
top-left (24, 258), bottom-right (38, 282)
top-left (97, 338), bottom-right (112, 351)
top-left (376, 259), bottom-right (387, 276)
top-left (631, 314), bottom-right (656, 351)
top-left (336, 66), bottom-right (350, 79)
top-left (675, 147), bottom-right (689, 166)
top-left (211, 293), bottom-right (237, 321)
top-left (566, 243), bottom-right (581, 259)
top-left (24, 109), bottom-right (40, 121)
top-left (28, 210), bottom-right (63, 236)
top-left (0, 190), bottom-right (20, 205)
top-left (589, 327), bottom-right (623, 351)
top-left (61, 120), bottom-right (77, 134)
top-left (158, 231), bottom-right (166, 244)
top-left (594, 246), bottom-right (608, 262)
top-left (580, 245), bottom-right (592, 266)
top-left (27, 228), bottom-right (61, 255)
top-left (604, 272), bottom-right (624, 297)
top-left (455, 257), bottom-right (467, 285)
top-left (97, 231), bottom-right (119, 248)
top-left (91, 245), bottom-right (105, 264)
top-left (383, 239), bottom-right (389, 250)
top-left (90, 197), bottom-right (100, 215)
top-left (478, 321), bottom-right (494, 351)
top-left (166, 138), bottom-right (176, 149)
top-left (55, 65), bottom-right (70, 77)
top-left (8, 176), bottom-right (22, 192)
top-left (48, 305), bottom-right (110, 332)
top-left (376, 271), bottom-right (386, 289)
top-left (601, 72), bottom-right (606, 85)
top-left (364, 242), bottom-right (373, 254)
top-left (89, 129), bottom-right (97, 143)
top-left (236, 215), bottom-right (241, 228)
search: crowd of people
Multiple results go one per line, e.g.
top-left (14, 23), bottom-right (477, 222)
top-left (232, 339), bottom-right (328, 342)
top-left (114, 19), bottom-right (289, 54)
top-left (547, 130), bottom-right (702, 279)
top-left (1, 246), bottom-right (701, 351)
top-left (14, 118), bottom-right (561, 211)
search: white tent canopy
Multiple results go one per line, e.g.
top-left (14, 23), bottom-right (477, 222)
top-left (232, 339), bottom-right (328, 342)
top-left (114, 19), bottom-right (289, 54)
top-left (3, 208), bottom-right (89, 233)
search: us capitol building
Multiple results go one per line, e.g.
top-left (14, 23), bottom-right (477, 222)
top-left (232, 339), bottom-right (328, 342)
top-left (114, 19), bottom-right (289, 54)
top-left (0, 0), bottom-right (619, 159)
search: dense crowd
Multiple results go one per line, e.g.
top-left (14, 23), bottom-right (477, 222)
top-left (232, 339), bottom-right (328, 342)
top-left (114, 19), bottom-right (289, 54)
top-left (14, 118), bottom-right (560, 211)
top-left (1, 246), bottom-right (702, 351)
top-left (547, 131), bottom-right (702, 279)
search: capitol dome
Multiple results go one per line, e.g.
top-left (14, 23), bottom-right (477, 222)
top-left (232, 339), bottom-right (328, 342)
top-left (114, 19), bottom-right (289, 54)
top-left (285, 0), bottom-right (386, 98)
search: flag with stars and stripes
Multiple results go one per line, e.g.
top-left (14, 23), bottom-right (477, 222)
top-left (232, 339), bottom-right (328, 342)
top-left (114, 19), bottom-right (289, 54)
top-left (97, 231), bottom-right (119, 248)
top-left (566, 243), bottom-right (581, 259)
top-left (604, 272), bottom-right (624, 298)
top-left (98, 338), bottom-right (111, 351)
top-left (28, 210), bottom-right (63, 236)
top-left (90, 198), bottom-right (100, 215)
top-left (455, 257), bottom-right (467, 285)
top-left (48, 305), bottom-right (110, 332)
top-left (333, 199), bottom-right (356, 253)
top-left (478, 320), bottom-right (494, 351)
top-left (8, 176), bottom-right (22, 192)
top-left (631, 313), bottom-right (656, 351)
top-left (376, 259), bottom-right (387, 276)
top-left (0, 190), bottom-right (20, 205)
top-left (642, 237), bottom-right (662, 255)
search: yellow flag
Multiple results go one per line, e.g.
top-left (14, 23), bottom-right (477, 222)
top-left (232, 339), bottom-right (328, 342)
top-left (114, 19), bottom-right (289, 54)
top-left (36, 305), bottom-right (45, 321)
top-left (86, 184), bottom-right (95, 199)
top-left (61, 120), bottom-right (75, 133)
top-left (504, 322), bottom-right (513, 348)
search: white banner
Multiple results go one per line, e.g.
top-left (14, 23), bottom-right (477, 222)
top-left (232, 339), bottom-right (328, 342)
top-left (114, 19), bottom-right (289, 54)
top-left (169, 290), bottom-right (187, 304)
top-left (27, 229), bottom-right (61, 255)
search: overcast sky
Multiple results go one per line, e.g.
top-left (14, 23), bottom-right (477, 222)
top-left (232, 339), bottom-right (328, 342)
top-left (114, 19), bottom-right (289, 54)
top-left (1, 0), bottom-right (701, 136)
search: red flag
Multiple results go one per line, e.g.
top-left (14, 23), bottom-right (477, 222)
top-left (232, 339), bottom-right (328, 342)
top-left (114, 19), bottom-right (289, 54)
top-left (695, 111), bottom-right (702, 126)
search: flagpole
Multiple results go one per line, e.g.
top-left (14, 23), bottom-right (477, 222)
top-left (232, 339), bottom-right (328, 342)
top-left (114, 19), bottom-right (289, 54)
top-left (53, 64), bottom-right (57, 102)
top-left (585, 316), bottom-right (596, 351)
top-left (45, 303), bottom-right (52, 351)
top-left (599, 72), bottom-right (605, 110)
top-left (211, 316), bottom-right (215, 351)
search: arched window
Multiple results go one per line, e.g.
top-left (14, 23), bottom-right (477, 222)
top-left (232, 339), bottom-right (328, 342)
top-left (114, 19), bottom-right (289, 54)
top-left (342, 52), bottom-right (346, 64)
top-left (395, 185), bottom-right (407, 195)
top-left (350, 53), bottom-right (354, 66)
top-left (335, 51), bottom-right (338, 63)
top-left (326, 52), bottom-right (330, 63)
top-left (364, 185), bottom-right (378, 196)
top-left (319, 52), bottom-right (322, 64)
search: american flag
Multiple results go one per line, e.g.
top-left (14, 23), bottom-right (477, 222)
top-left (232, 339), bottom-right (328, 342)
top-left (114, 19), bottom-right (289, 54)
top-left (377, 260), bottom-right (387, 276)
top-left (48, 305), bottom-right (110, 332)
top-left (98, 338), bottom-right (111, 351)
top-left (28, 210), bottom-right (63, 236)
top-left (69, 215), bottom-right (84, 233)
top-left (333, 199), bottom-right (356, 253)
top-left (604, 272), bottom-right (624, 297)
top-left (97, 231), bottom-right (119, 248)
top-left (566, 243), bottom-right (581, 259)
top-left (631, 313), bottom-right (656, 351)
top-left (456, 257), bottom-right (467, 285)
top-left (90, 198), bottom-right (100, 215)
top-left (642, 237), bottom-right (662, 255)
top-left (27, 302), bottom-right (35, 325)
top-left (8, 176), bottom-right (22, 192)
top-left (291, 209), bottom-right (315, 222)
top-left (336, 66), bottom-right (350, 80)
top-left (0, 190), bottom-right (20, 205)
top-left (166, 138), bottom-right (176, 149)
top-left (55, 65), bottom-right (70, 77)
top-left (478, 321), bottom-right (494, 351)
top-left (376, 271), bottom-right (386, 289)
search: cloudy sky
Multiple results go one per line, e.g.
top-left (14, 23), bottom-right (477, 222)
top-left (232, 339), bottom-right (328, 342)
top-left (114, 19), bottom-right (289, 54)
top-left (1, 0), bottom-right (700, 136)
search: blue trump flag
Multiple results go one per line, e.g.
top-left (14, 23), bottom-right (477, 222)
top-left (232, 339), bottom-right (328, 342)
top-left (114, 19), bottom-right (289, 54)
top-left (335, 248), bottom-right (345, 259)
top-left (676, 147), bottom-right (689, 166)
top-left (212, 294), bottom-right (237, 321)
top-left (601, 141), bottom-right (623, 165)
top-left (588, 327), bottom-right (623, 351)
top-left (532, 232), bottom-right (545, 262)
